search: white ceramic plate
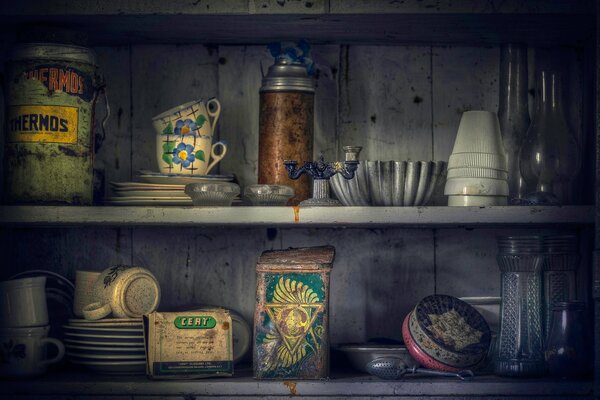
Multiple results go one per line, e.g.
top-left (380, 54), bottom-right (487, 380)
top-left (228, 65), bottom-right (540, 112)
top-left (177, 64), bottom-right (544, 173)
top-left (63, 331), bottom-right (144, 341)
top-left (10, 269), bottom-right (75, 292)
top-left (105, 197), bottom-right (193, 206)
top-left (64, 338), bottom-right (145, 348)
top-left (137, 174), bottom-right (234, 185)
top-left (65, 343), bottom-right (145, 353)
top-left (110, 181), bottom-right (185, 190)
top-left (68, 318), bottom-right (142, 327)
top-left (67, 351), bottom-right (146, 360)
top-left (112, 190), bottom-right (187, 198)
top-left (63, 325), bottom-right (143, 334)
top-left (68, 359), bottom-right (146, 375)
top-left (194, 305), bottom-right (251, 363)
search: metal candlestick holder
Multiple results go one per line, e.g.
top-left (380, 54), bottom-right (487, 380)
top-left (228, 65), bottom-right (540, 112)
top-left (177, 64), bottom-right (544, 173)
top-left (284, 154), bottom-right (359, 206)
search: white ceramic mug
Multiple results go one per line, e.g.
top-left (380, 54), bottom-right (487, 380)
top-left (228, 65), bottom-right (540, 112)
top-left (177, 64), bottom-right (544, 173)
top-left (0, 325), bottom-right (65, 377)
top-left (0, 277), bottom-right (48, 328)
top-left (153, 98), bottom-right (228, 176)
top-left (73, 270), bottom-right (101, 318)
top-left (83, 265), bottom-right (161, 320)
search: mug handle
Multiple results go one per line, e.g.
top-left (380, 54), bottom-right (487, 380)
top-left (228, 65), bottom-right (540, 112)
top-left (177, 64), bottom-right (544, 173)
top-left (206, 98), bottom-right (221, 133)
top-left (82, 302), bottom-right (112, 321)
top-left (205, 141), bottom-right (228, 175)
top-left (39, 338), bottom-right (65, 367)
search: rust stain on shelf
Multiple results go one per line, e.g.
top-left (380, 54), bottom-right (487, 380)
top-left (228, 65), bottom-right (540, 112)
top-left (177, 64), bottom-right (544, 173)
top-left (293, 206), bottom-right (300, 223)
top-left (283, 381), bottom-right (297, 396)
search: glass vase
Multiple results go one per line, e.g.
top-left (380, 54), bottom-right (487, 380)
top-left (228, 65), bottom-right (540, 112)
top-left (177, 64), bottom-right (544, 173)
top-left (545, 301), bottom-right (587, 377)
top-left (495, 252), bottom-right (546, 377)
top-left (518, 68), bottom-right (580, 205)
top-left (498, 44), bottom-right (529, 202)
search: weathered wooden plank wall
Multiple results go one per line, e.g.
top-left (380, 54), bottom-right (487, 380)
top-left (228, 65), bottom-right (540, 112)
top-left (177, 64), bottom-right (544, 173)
top-left (0, 43), bottom-right (592, 347)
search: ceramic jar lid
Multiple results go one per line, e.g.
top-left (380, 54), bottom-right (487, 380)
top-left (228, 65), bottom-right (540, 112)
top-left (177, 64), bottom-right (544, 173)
top-left (402, 295), bottom-right (491, 372)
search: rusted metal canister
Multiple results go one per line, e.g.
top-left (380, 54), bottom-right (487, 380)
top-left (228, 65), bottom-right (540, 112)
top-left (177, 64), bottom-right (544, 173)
top-left (259, 58), bottom-right (314, 205)
top-left (4, 43), bottom-right (98, 204)
top-left (254, 246), bottom-right (334, 379)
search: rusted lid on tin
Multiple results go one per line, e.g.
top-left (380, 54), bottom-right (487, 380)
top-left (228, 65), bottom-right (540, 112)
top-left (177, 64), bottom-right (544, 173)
top-left (10, 43), bottom-right (96, 65)
top-left (260, 58), bottom-right (315, 93)
top-left (257, 246), bottom-right (335, 271)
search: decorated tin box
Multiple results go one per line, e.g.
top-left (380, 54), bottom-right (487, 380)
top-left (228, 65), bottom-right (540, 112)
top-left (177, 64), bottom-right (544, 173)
top-left (144, 309), bottom-right (233, 379)
top-left (254, 246), bottom-right (335, 379)
top-left (402, 295), bottom-right (491, 372)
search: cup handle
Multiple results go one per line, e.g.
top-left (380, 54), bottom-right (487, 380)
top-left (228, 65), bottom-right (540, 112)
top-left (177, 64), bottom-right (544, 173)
top-left (205, 141), bottom-right (228, 175)
top-left (39, 338), bottom-right (65, 367)
top-left (206, 98), bottom-right (221, 133)
top-left (82, 302), bottom-right (112, 321)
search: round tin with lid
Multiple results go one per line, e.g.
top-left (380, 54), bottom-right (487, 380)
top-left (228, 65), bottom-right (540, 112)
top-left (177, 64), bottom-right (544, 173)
top-left (402, 295), bottom-right (491, 372)
top-left (260, 58), bottom-right (315, 93)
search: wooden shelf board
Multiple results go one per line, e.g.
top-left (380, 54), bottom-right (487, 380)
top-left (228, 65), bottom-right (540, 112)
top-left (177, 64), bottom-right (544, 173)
top-left (0, 13), bottom-right (593, 46)
top-left (0, 205), bottom-right (593, 227)
top-left (0, 369), bottom-right (592, 398)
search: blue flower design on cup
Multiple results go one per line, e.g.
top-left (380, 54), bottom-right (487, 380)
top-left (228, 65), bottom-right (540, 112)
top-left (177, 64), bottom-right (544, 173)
top-left (174, 119), bottom-right (197, 135)
top-left (172, 143), bottom-right (196, 168)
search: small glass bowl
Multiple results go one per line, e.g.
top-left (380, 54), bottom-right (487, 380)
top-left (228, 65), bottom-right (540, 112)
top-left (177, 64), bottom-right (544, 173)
top-left (185, 182), bottom-right (240, 206)
top-left (244, 185), bottom-right (294, 206)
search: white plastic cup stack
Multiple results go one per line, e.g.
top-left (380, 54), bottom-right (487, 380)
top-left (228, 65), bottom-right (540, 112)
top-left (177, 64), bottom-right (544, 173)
top-left (444, 111), bottom-right (509, 206)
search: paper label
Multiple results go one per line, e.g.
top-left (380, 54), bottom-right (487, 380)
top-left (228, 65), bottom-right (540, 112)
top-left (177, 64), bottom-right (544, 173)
top-left (7, 105), bottom-right (78, 144)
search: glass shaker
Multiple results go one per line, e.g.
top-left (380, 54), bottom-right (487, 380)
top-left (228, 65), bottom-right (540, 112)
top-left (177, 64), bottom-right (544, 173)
top-left (545, 301), bottom-right (588, 377)
top-left (518, 68), bottom-right (580, 205)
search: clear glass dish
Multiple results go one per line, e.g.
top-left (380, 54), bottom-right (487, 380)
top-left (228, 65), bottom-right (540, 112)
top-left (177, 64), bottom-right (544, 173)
top-left (243, 185), bottom-right (294, 206)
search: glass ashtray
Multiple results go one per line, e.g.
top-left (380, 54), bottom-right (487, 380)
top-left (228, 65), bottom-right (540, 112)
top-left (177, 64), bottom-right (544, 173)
top-left (185, 182), bottom-right (240, 206)
top-left (244, 185), bottom-right (294, 206)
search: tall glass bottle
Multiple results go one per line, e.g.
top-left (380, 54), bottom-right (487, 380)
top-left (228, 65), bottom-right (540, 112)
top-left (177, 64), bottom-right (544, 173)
top-left (518, 68), bottom-right (580, 205)
top-left (498, 44), bottom-right (529, 202)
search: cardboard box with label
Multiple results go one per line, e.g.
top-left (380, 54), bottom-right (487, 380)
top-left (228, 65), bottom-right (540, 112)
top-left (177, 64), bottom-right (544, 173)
top-left (144, 309), bottom-right (233, 379)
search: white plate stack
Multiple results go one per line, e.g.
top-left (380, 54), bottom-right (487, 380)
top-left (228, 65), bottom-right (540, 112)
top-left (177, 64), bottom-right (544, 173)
top-left (106, 171), bottom-right (238, 206)
top-left (444, 111), bottom-right (509, 206)
top-left (106, 182), bottom-right (192, 206)
top-left (63, 318), bottom-right (146, 375)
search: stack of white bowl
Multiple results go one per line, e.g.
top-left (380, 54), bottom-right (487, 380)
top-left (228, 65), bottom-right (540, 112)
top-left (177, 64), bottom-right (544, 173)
top-left (444, 111), bottom-right (509, 206)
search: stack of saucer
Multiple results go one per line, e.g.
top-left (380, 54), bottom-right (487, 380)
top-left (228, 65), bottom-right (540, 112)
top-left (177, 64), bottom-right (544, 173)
top-left (105, 171), bottom-right (236, 206)
top-left (106, 182), bottom-right (192, 206)
top-left (63, 318), bottom-right (146, 375)
top-left (444, 111), bottom-right (509, 206)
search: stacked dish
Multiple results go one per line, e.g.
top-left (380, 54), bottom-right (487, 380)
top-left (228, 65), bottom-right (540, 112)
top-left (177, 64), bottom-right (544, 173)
top-left (106, 171), bottom-right (236, 206)
top-left (444, 111), bottom-right (509, 206)
top-left (63, 318), bottom-right (145, 375)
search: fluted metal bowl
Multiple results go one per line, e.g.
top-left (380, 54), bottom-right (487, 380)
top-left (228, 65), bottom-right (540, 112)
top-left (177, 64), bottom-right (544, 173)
top-left (330, 161), bottom-right (446, 206)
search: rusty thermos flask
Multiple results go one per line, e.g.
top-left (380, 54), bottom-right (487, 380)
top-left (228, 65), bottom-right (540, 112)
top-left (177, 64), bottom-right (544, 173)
top-left (259, 58), bottom-right (315, 205)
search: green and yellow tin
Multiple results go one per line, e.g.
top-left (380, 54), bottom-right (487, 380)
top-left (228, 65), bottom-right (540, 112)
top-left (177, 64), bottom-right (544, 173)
top-left (254, 246), bottom-right (335, 379)
top-left (4, 43), bottom-right (98, 204)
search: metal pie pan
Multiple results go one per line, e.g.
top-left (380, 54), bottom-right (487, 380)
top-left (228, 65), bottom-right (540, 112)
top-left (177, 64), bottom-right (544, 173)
top-left (337, 344), bottom-right (419, 373)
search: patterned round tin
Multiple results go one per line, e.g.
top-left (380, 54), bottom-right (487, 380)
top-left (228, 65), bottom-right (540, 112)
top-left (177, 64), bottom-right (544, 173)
top-left (402, 295), bottom-right (491, 372)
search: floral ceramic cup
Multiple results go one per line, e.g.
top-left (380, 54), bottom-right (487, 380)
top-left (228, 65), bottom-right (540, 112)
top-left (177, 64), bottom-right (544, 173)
top-left (0, 325), bottom-right (65, 377)
top-left (153, 98), bottom-right (227, 176)
top-left (83, 265), bottom-right (161, 321)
